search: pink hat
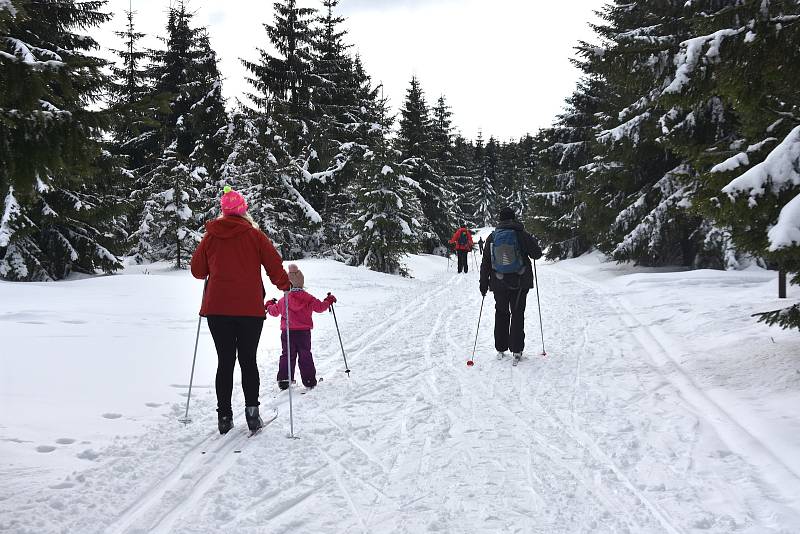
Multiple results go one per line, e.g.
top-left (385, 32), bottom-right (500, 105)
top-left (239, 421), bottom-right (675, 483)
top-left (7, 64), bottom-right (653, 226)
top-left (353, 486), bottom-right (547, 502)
top-left (220, 186), bottom-right (248, 216)
top-left (287, 263), bottom-right (304, 288)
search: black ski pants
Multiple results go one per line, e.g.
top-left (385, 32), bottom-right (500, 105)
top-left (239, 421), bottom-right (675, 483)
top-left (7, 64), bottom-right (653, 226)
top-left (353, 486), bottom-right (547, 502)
top-left (457, 250), bottom-right (469, 273)
top-left (206, 316), bottom-right (264, 415)
top-left (493, 287), bottom-right (529, 353)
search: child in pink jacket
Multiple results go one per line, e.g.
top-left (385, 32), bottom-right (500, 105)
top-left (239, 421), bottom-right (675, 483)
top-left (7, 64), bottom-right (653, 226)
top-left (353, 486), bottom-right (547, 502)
top-left (266, 264), bottom-right (336, 390)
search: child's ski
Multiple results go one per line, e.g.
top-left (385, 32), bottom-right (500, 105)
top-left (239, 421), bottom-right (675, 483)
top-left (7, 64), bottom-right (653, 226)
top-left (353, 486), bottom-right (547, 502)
top-left (301, 377), bottom-right (323, 394)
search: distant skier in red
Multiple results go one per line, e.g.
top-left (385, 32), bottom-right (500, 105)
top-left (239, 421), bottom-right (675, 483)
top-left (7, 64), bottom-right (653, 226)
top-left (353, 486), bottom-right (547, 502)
top-left (449, 223), bottom-right (474, 274)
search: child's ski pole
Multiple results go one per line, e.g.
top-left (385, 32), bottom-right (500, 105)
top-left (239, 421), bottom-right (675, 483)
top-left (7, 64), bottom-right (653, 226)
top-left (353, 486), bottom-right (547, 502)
top-left (328, 293), bottom-right (350, 376)
top-left (285, 291), bottom-right (297, 438)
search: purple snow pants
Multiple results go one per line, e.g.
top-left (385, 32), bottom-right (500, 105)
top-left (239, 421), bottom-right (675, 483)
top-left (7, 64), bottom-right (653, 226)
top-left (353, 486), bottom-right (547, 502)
top-left (276, 330), bottom-right (317, 388)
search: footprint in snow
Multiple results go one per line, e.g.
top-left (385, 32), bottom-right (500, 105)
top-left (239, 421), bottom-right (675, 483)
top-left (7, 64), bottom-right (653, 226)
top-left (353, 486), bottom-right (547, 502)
top-left (77, 449), bottom-right (100, 460)
top-left (36, 445), bottom-right (57, 453)
top-left (102, 413), bottom-right (122, 419)
top-left (56, 438), bottom-right (76, 445)
top-left (145, 402), bottom-right (161, 408)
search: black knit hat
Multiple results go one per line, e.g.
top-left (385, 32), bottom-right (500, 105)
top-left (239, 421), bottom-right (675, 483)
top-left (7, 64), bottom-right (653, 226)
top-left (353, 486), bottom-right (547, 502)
top-left (497, 207), bottom-right (516, 221)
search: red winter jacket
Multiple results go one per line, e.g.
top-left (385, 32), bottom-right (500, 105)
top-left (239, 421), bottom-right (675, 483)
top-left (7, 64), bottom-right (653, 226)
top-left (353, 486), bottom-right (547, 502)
top-left (449, 227), bottom-right (474, 251)
top-left (191, 216), bottom-right (291, 317)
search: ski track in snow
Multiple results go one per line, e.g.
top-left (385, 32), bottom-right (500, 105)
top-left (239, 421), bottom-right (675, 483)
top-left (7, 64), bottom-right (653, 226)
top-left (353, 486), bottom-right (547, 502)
top-left (2, 262), bottom-right (799, 533)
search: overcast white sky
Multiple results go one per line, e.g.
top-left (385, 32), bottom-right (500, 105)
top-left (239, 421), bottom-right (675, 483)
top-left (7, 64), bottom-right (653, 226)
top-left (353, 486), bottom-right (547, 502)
top-left (97, 0), bottom-right (605, 141)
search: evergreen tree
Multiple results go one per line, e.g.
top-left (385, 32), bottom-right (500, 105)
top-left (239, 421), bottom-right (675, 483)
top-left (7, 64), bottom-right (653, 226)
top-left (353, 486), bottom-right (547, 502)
top-left (348, 94), bottom-right (425, 275)
top-left (431, 94), bottom-right (465, 228)
top-left (243, 0), bottom-right (316, 157)
top-left (578, 0), bottom-right (705, 267)
top-left (450, 133), bottom-right (478, 226)
top-left (130, 3), bottom-right (228, 267)
top-left (219, 108), bottom-right (314, 259)
top-left (307, 0), bottom-right (363, 248)
top-left (397, 76), bottom-right (453, 251)
top-left (659, 0), bottom-right (800, 327)
top-left (107, 5), bottom-right (161, 173)
top-left (243, 0), bottom-right (325, 254)
top-left (0, 0), bottom-right (121, 280)
top-left (528, 79), bottom-right (598, 260)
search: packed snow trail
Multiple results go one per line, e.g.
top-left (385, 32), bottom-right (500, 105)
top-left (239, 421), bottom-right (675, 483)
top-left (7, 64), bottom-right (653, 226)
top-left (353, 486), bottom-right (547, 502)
top-left (2, 257), bottom-right (799, 533)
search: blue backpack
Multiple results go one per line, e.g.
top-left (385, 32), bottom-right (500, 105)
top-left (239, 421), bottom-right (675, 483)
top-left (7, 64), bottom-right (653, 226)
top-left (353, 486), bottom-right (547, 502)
top-left (491, 229), bottom-right (525, 275)
top-left (458, 231), bottom-right (468, 247)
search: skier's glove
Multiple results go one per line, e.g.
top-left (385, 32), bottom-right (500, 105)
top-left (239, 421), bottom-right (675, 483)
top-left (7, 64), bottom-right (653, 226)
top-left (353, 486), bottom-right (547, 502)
top-left (266, 298), bottom-right (278, 308)
top-left (325, 293), bottom-right (337, 304)
top-left (480, 285), bottom-right (488, 297)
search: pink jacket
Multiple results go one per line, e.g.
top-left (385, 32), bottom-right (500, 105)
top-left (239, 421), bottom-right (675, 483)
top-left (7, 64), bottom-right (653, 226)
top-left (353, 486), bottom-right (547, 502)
top-left (266, 289), bottom-right (333, 330)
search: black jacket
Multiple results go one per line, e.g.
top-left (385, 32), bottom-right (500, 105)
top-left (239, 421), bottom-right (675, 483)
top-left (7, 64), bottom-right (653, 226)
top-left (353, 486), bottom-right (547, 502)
top-left (480, 221), bottom-right (543, 293)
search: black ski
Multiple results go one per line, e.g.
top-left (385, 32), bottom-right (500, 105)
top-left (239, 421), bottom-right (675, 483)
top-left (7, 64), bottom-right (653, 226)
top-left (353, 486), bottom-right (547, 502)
top-left (248, 410), bottom-right (278, 438)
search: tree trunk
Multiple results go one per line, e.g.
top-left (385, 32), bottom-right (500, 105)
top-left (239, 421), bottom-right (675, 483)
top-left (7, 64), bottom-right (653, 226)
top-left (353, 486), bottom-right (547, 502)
top-left (779, 270), bottom-right (787, 299)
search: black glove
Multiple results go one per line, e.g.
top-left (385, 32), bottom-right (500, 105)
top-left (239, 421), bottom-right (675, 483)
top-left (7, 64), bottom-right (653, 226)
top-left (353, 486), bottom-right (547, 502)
top-left (480, 285), bottom-right (488, 297)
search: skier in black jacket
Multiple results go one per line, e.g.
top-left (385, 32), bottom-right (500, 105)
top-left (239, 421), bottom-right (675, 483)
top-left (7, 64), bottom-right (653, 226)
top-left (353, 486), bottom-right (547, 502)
top-left (479, 207), bottom-right (543, 364)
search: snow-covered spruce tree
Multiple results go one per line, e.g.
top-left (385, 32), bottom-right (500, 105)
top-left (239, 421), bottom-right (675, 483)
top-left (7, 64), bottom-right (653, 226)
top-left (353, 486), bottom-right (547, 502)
top-left (0, 0), bottom-right (121, 281)
top-left (107, 6), bottom-right (161, 174)
top-left (242, 0), bottom-right (324, 255)
top-left (306, 0), bottom-right (365, 249)
top-left (529, 75), bottom-right (603, 260)
top-left (105, 6), bottom-right (162, 243)
top-left (348, 95), bottom-right (425, 275)
top-left (471, 131), bottom-right (495, 226)
top-left (219, 108), bottom-right (309, 259)
top-left (473, 135), bottom-right (500, 225)
top-left (396, 76), bottom-right (451, 252)
top-left (507, 134), bottom-right (536, 219)
top-left (660, 0), bottom-right (800, 328)
top-left (130, 3), bottom-right (228, 267)
top-left (430, 94), bottom-right (465, 230)
top-left (578, 0), bottom-right (711, 267)
top-left (450, 133), bottom-right (479, 226)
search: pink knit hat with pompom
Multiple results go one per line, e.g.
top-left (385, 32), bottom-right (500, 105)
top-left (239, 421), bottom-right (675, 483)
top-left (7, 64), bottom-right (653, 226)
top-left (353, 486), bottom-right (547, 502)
top-left (287, 263), bottom-right (304, 288)
top-left (220, 186), bottom-right (248, 216)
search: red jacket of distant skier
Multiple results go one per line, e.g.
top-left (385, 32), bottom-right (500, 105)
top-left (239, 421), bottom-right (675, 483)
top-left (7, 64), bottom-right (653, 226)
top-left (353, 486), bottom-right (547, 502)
top-left (191, 216), bottom-right (291, 317)
top-left (449, 227), bottom-right (474, 251)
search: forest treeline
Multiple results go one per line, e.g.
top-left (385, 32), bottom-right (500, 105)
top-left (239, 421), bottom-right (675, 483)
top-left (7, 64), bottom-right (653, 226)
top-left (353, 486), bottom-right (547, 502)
top-left (1, 0), bottom-right (798, 328)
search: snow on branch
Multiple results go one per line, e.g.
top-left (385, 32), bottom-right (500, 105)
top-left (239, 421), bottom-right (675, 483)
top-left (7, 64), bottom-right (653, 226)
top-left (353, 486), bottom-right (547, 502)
top-left (710, 137), bottom-right (778, 174)
top-left (768, 193), bottom-right (800, 251)
top-left (297, 154), bottom-right (348, 184)
top-left (723, 125), bottom-right (800, 199)
top-left (280, 174), bottom-right (322, 224)
top-left (0, 187), bottom-right (20, 248)
top-left (663, 27), bottom-right (746, 95)
top-left (0, 0), bottom-right (16, 16)
top-left (723, 126), bottom-right (800, 250)
top-left (598, 112), bottom-right (650, 145)
top-left (612, 166), bottom-right (690, 257)
top-left (1, 37), bottom-right (65, 69)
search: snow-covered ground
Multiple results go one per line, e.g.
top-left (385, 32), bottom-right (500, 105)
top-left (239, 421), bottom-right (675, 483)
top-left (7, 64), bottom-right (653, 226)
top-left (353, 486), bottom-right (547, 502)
top-left (1, 248), bottom-right (799, 533)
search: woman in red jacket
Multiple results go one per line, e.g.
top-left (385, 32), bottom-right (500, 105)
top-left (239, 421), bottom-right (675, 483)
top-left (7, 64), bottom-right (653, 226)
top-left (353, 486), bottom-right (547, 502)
top-left (191, 186), bottom-right (290, 434)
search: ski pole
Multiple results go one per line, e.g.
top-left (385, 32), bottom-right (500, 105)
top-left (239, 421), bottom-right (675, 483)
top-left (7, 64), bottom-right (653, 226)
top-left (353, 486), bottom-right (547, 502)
top-left (533, 259), bottom-right (546, 356)
top-left (328, 293), bottom-right (350, 376)
top-left (179, 277), bottom-right (208, 425)
top-left (466, 295), bottom-right (485, 367)
top-left (285, 290), bottom-right (297, 438)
